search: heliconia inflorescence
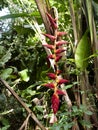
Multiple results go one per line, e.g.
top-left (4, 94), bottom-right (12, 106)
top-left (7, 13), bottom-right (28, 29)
top-left (43, 12), bottom-right (69, 123)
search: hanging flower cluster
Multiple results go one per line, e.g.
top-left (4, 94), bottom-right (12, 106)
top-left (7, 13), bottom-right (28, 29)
top-left (43, 12), bottom-right (69, 123)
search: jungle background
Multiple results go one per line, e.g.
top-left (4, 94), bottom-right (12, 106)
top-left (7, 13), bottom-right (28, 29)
top-left (0, 0), bottom-right (98, 130)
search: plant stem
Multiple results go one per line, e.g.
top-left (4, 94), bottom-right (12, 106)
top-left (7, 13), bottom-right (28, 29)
top-left (0, 78), bottom-right (46, 130)
top-left (80, 71), bottom-right (91, 130)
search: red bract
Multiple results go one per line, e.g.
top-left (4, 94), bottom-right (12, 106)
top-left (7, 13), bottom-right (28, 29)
top-left (55, 55), bottom-right (62, 62)
top-left (57, 31), bottom-right (67, 36)
top-left (47, 73), bottom-right (56, 79)
top-left (57, 70), bottom-right (62, 75)
top-left (58, 78), bottom-right (69, 85)
top-left (42, 13), bottom-right (69, 118)
top-left (56, 48), bottom-right (66, 54)
top-left (56, 40), bottom-right (68, 46)
top-left (43, 44), bottom-right (54, 50)
top-left (44, 83), bottom-right (55, 89)
top-left (46, 13), bottom-right (57, 29)
top-left (43, 33), bottom-right (56, 41)
top-left (48, 54), bottom-right (54, 59)
top-left (51, 93), bottom-right (59, 114)
top-left (56, 89), bottom-right (66, 95)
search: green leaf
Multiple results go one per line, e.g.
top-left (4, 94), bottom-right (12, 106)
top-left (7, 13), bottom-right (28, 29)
top-left (0, 45), bottom-right (4, 54)
top-left (72, 105), bottom-right (78, 113)
top-left (64, 84), bottom-right (73, 89)
top-left (0, 51), bottom-right (12, 66)
top-left (51, 125), bottom-right (61, 130)
top-left (63, 123), bottom-right (74, 130)
top-left (64, 82), bottom-right (78, 89)
top-left (26, 90), bottom-right (36, 97)
top-left (79, 104), bottom-right (87, 112)
top-left (79, 120), bottom-right (92, 128)
top-left (85, 110), bottom-right (93, 115)
top-left (1, 125), bottom-right (10, 130)
top-left (75, 30), bottom-right (91, 70)
top-left (19, 69), bottom-right (29, 82)
top-left (0, 68), bottom-right (13, 80)
top-left (35, 106), bottom-right (43, 113)
top-left (1, 118), bottom-right (9, 126)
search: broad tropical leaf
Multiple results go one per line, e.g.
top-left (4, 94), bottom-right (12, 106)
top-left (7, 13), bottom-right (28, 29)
top-left (75, 30), bottom-right (91, 70)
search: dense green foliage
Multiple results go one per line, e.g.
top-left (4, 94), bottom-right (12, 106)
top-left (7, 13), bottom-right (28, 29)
top-left (0, 0), bottom-right (98, 130)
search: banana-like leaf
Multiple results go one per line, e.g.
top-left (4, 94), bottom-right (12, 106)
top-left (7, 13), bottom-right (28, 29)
top-left (75, 30), bottom-right (91, 71)
top-left (0, 12), bottom-right (40, 19)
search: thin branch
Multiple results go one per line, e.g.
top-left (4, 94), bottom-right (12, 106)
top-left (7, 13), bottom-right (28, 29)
top-left (19, 113), bottom-right (31, 130)
top-left (0, 78), bottom-right (46, 130)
